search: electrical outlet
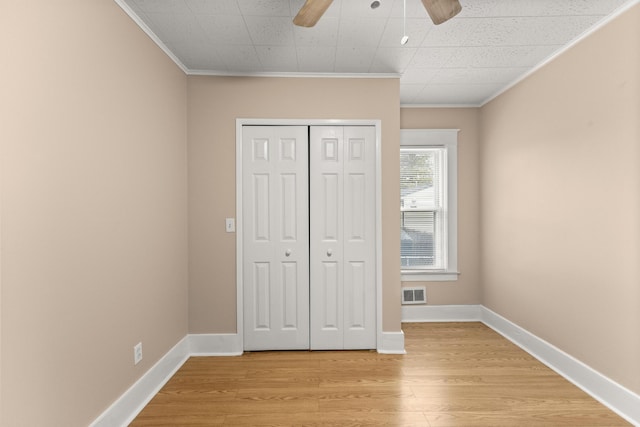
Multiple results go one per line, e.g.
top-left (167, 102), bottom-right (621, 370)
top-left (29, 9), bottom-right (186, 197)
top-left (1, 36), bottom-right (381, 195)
top-left (134, 342), bottom-right (143, 365)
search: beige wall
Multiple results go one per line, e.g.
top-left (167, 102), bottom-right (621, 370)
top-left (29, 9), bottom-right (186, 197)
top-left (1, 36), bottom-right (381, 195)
top-left (400, 108), bottom-right (482, 305)
top-left (188, 76), bottom-right (402, 333)
top-left (480, 4), bottom-right (640, 395)
top-left (1, 1), bottom-right (188, 426)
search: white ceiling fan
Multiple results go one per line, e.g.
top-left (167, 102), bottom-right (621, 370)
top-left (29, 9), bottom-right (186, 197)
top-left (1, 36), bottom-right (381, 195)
top-left (293, 0), bottom-right (462, 27)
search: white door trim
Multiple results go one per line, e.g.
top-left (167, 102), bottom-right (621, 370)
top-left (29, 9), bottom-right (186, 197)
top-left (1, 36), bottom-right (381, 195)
top-left (236, 119), bottom-right (383, 352)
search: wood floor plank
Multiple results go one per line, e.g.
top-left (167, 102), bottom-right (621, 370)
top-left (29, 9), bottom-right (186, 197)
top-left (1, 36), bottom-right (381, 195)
top-left (425, 409), bottom-right (628, 427)
top-left (130, 322), bottom-right (630, 426)
top-left (222, 411), bottom-right (430, 426)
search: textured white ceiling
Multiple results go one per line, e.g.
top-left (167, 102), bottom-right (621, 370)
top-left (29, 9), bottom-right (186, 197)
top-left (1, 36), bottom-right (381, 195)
top-left (121, 0), bottom-right (634, 106)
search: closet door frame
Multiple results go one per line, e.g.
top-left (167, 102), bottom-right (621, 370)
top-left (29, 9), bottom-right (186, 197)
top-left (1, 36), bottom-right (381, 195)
top-left (235, 118), bottom-right (382, 352)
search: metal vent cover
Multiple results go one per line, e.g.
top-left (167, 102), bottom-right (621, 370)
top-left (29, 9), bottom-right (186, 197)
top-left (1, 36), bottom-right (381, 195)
top-left (402, 286), bottom-right (426, 305)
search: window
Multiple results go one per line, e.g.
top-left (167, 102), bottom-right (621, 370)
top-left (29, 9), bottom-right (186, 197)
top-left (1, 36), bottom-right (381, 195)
top-left (400, 130), bottom-right (458, 281)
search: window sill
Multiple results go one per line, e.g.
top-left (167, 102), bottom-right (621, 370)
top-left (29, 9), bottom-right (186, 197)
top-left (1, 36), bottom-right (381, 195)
top-left (401, 271), bottom-right (460, 282)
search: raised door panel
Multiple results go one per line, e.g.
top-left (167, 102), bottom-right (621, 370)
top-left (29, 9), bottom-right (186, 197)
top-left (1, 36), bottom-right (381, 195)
top-left (252, 174), bottom-right (270, 242)
top-left (253, 262), bottom-right (271, 329)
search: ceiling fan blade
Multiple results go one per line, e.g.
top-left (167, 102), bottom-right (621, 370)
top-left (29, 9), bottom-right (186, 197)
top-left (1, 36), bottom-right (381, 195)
top-left (421, 0), bottom-right (462, 25)
top-left (293, 0), bottom-right (333, 27)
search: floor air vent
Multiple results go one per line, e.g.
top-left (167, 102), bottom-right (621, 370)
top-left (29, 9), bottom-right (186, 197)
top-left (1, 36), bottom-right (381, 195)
top-left (402, 286), bottom-right (426, 305)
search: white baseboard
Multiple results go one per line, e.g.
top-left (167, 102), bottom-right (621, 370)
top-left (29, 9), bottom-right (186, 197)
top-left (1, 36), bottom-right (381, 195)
top-left (90, 333), bottom-right (242, 426)
top-left (378, 330), bottom-right (406, 354)
top-left (89, 336), bottom-right (190, 427)
top-left (401, 304), bottom-right (482, 322)
top-left (401, 304), bottom-right (640, 425)
top-left (189, 333), bottom-right (243, 356)
top-left (93, 309), bottom-right (640, 427)
top-left (480, 306), bottom-right (640, 426)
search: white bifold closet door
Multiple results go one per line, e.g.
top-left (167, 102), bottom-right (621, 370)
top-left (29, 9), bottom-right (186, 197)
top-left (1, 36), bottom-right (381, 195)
top-left (242, 125), bottom-right (376, 351)
top-left (242, 126), bottom-right (310, 351)
top-left (309, 126), bottom-right (376, 350)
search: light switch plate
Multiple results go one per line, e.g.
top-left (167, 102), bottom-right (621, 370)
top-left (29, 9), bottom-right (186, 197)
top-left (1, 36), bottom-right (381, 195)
top-left (225, 218), bottom-right (235, 232)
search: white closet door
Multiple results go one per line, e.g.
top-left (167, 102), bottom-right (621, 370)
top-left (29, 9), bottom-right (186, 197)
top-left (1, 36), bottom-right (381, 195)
top-left (310, 126), bottom-right (377, 350)
top-left (242, 126), bottom-right (309, 351)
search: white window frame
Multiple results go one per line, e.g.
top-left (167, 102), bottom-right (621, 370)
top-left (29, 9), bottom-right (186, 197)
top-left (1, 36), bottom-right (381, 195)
top-left (401, 129), bottom-right (459, 282)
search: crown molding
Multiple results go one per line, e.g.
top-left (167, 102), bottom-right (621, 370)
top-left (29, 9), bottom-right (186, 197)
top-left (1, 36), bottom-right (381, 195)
top-left (113, 0), bottom-right (189, 74)
top-left (481, 0), bottom-right (640, 107)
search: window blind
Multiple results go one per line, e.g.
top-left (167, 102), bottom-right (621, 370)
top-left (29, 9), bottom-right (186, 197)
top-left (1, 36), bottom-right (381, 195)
top-left (400, 147), bottom-right (445, 270)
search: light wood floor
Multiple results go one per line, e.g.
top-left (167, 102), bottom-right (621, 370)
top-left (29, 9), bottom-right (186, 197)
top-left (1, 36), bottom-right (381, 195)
top-left (130, 322), bottom-right (629, 426)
